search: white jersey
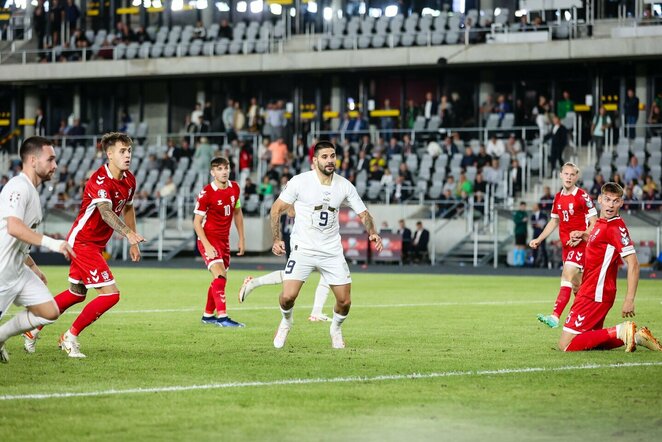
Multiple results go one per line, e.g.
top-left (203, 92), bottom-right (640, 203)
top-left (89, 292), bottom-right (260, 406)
top-left (0, 173), bottom-right (43, 290)
top-left (279, 170), bottom-right (367, 257)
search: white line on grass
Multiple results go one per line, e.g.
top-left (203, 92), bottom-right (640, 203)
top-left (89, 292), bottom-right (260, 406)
top-left (1, 361), bottom-right (660, 402)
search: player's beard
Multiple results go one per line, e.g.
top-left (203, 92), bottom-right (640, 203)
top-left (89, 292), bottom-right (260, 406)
top-left (318, 162), bottom-right (335, 176)
top-left (36, 164), bottom-right (55, 182)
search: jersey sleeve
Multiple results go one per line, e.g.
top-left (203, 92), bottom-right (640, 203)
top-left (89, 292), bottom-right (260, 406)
top-left (234, 186), bottom-right (241, 209)
top-left (278, 175), bottom-right (298, 204)
top-left (0, 179), bottom-right (29, 221)
top-left (344, 180), bottom-right (368, 214)
top-left (611, 221), bottom-right (636, 258)
top-left (86, 176), bottom-right (113, 207)
top-left (550, 194), bottom-right (559, 219)
top-left (194, 189), bottom-right (210, 216)
top-left (126, 175), bottom-right (136, 206)
top-left (580, 191), bottom-right (597, 219)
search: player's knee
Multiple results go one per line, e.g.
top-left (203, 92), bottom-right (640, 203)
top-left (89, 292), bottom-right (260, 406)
top-left (336, 297), bottom-right (351, 310)
top-left (70, 283), bottom-right (88, 296)
top-left (281, 291), bottom-right (298, 304)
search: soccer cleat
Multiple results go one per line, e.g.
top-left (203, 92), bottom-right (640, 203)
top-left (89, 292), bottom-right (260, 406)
top-left (201, 316), bottom-right (217, 325)
top-left (238, 276), bottom-right (254, 303)
top-left (273, 319), bottom-right (291, 349)
top-left (617, 321), bottom-right (637, 352)
top-left (23, 331), bottom-right (39, 353)
top-left (0, 343), bottom-right (8, 363)
top-left (216, 317), bottom-right (245, 328)
top-left (308, 313), bottom-right (331, 322)
top-left (58, 333), bottom-right (86, 358)
top-left (537, 314), bottom-right (559, 328)
top-left (330, 328), bottom-right (345, 349)
top-left (635, 327), bottom-right (662, 351)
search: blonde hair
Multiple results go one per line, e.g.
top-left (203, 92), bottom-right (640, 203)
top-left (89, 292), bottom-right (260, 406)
top-left (562, 162), bottom-right (580, 174)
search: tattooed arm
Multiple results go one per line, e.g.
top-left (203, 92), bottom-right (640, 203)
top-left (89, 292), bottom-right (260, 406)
top-left (358, 210), bottom-right (383, 252)
top-left (97, 202), bottom-right (145, 246)
top-left (269, 198), bottom-right (291, 256)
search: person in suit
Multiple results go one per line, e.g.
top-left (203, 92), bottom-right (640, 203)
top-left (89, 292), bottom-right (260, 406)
top-left (397, 219), bottom-right (412, 263)
top-left (544, 115), bottom-right (569, 175)
top-left (35, 107), bottom-right (46, 136)
top-left (355, 149), bottom-right (370, 175)
top-left (422, 91), bottom-right (438, 123)
top-left (530, 203), bottom-right (548, 268)
top-left (411, 221), bottom-right (430, 264)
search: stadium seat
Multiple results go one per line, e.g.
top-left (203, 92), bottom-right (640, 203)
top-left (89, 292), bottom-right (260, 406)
top-left (114, 43), bottom-right (127, 59)
top-left (188, 41), bottom-right (203, 56)
top-left (495, 8), bottom-right (510, 25)
top-left (329, 37), bottom-right (342, 50)
top-left (445, 30), bottom-right (460, 44)
top-left (486, 113), bottom-right (500, 129)
top-left (372, 35), bottom-right (386, 48)
top-left (401, 33), bottom-right (415, 47)
top-left (150, 43), bottom-right (164, 58)
top-left (343, 36), bottom-right (356, 50)
top-left (313, 37), bottom-right (328, 51)
top-left (501, 113), bottom-right (515, 129)
top-left (431, 31), bottom-right (446, 45)
top-left (139, 42), bottom-right (151, 59)
top-left (215, 39), bottom-right (229, 55)
top-left (229, 41), bottom-right (243, 54)
top-left (358, 36), bottom-right (371, 49)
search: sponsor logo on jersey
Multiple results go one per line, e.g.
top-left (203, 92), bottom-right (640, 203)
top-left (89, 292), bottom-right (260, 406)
top-left (98, 189), bottom-right (108, 199)
top-left (621, 235), bottom-right (630, 246)
top-left (217, 199), bottom-right (223, 205)
top-left (89, 269), bottom-right (100, 283)
top-left (557, 204), bottom-right (562, 210)
top-left (101, 271), bottom-right (110, 281)
top-left (96, 175), bottom-right (105, 185)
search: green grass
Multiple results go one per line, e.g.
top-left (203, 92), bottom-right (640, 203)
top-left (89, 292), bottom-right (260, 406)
top-left (1, 267), bottom-right (661, 442)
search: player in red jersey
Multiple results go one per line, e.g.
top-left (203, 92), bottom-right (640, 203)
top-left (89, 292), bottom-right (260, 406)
top-left (559, 182), bottom-right (662, 352)
top-left (23, 132), bottom-right (144, 358)
top-left (194, 156), bottom-right (246, 327)
top-left (529, 163), bottom-right (597, 328)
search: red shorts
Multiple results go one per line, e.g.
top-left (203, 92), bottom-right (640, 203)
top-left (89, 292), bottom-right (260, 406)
top-left (68, 243), bottom-right (115, 289)
top-left (562, 294), bottom-right (615, 334)
top-left (197, 239), bottom-right (230, 270)
top-left (562, 244), bottom-right (586, 269)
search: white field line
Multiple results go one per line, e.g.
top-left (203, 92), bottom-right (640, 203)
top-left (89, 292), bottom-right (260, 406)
top-left (1, 362), bottom-right (660, 402)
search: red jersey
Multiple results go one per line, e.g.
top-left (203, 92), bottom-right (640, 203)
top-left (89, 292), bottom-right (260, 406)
top-left (67, 164), bottom-right (136, 248)
top-left (577, 216), bottom-right (636, 303)
top-left (194, 180), bottom-right (241, 241)
top-left (550, 187), bottom-right (597, 245)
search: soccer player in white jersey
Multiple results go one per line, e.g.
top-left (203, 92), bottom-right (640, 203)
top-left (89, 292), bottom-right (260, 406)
top-left (269, 140), bottom-right (383, 349)
top-left (0, 137), bottom-right (75, 363)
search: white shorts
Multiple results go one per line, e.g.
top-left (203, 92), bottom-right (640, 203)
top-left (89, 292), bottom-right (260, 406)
top-left (282, 251), bottom-right (352, 286)
top-left (0, 268), bottom-right (53, 320)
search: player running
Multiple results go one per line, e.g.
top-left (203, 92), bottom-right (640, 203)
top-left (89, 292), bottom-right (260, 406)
top-left (23, 132), bottom-right (144, 358)
top-left (269, 140), bottom-right (382, 349)
top-left (194, 156), bottom-right (246, 327)
top-left (559, 182), bottom-right (662, 352)
top-left (0, 137), bottom-right (75, 363)
top-left (530, 162), bottom-right (597, 328)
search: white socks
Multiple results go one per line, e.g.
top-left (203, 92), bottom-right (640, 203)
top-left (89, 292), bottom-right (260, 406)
top-left (0, 310), bottom-right (56, 342)
top-left (331, 310), bottom-right (347, 333)
top-left (310, 277), bottom-right (330, 316)
top-left (254, 270), bottom-right (284, 288)
top-left (280, 306), bottom-right (293, 326)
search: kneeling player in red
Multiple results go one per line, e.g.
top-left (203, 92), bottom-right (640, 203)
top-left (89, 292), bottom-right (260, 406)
top-left (24, 132), bottom-right (145, 358)
top-left (194, 157), bottom-right (246, 327)
top-left (559, 182), bottom-right (662, 352)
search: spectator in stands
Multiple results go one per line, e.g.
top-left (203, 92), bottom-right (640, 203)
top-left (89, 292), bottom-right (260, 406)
top-left (442, 175), bottom-right (456, 195)
top-left (65, 0), bottom-right (80, 33)
top-left (380, 168), bottom-right (394, 190)
top-left (647, 102), bottom-right (661, 139)
top-left (505, 133), bottom-right (523, 156)
top-left (221, 99), bottom-right (234, 134)
top-left (544, 115), bottom-right (568, 174)
top-left (219, 19), bottom-right (233, 40)
top-left (197, 115), bottom-right (210, 133)
top-left (509, 158), bottom-right (523, 198)
top-left (193, 137), bottom-right (214, 176)
top-left (624, 156), bottom-right (643, 185)
top-left (411, 221), bottom-right (430, 264)
top-left (589, 173), bottom-right (605, 200)
top-left (473, 145), bottom-right (491, 171)
top-left (34, 107), bottom-right (46, 137)
top-left (239, 142), bottom-right (253, 173)
top-left (193, 20), bottom-right (206, 40)
top-left (49, 0), bottom-right (65, 45)
top-left (532, 95), bottom-right (551, 134)
top-left (624, 88), bottom-right (640, 141)
top-left (268, 100), bottom-right (287, 140)
top-left (380, 98), bottom-right (395, 141)
top-left (530, 203), bottom-right (548, 268)
top-left (113, 20), bottom-right (133, 44)
top-left (392, 175), bottom-right (409, 203)
top-left (439, 95), bottom-right (454, 128)
top-left (156, 177), bottom-right (176, 200)
top-left (422, 92), bottom-right (438, 123)
top-left (133, 26), bottom-right (150, 44)
top-left (33, 1), bottom-right (47, 51)
top-left (356, 149), bottom-right (370, 174)
top-left (338, 159), bottom-right (353, 181)
top-left (268, 138), bottom-right (288, 169)
top-left (191, 103), bottom-right (204, 128)
top-left (539, 185), bottom-right (554, 213)
top-left (631, 178), bottom-right (644, 200)
top-left (591, 105), bottom-right (612, 160)
top-left (247, 97), bottom-right (260, 132)
top-left (482, 158), bottom-right (499, 189)
top-left (258, 175), bottom-right (274, 201)
top-left (480, 94), bottom-right (495, 126)
top-left (401, 134), bottom-right (414, 157)
top-left (384, 137), bottom-right (401, 159)
top-left (71, 29), bottom-right (90, 61)
top-left (612, 172), bottom-right (626, 190)
top-left (457, 172), bottom-right (473, 198)
top-left (512, 201), bottom-right (528, 266)
top-left (642, 186), bottom-right (659, 211)
top-left (178, 139), bottom-right (194, 161)
top-left (473, 172), bottom-right (487, 195)
top-left (65, 177), bottom-right (78, 199)
top-left (404, 99), bottom-right (420, 129)
top-left (556, 90), bottom-right (574, 119)
top-left (441, 136), bottom-right (459, 157)
top-left (243, 178), bottom-right (257, 198)
top-left (158, 152), bottom-right (175, 173)
top-left (232, 101), bottom-right (246, 132)
top-left (622, 186), bottom-right (640, 211)
top-left (144, 153), bottom-right (159, 172)
top-left (398, 163), bottom-right (413, 185)
top-left (369, 151), bottom-right (386, 181)
top-left (486, 134), bottom-right (505, 158)
top-left (460, 146), bottom-right (477, 169)
top-left (495, 94), bottom-right (512, 124)
top-left (358, 135), bottom-right (373, 155)
top-left (119, 110), bottom-right (132, 133)
top-left (395, 219), bottom-right (412, 263)
top-left (642, 175), bottom-right (658, 195)
top-left (67, 118), bottom-right (85, 144)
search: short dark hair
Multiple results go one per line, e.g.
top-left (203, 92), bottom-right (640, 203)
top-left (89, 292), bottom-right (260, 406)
top-left (20, 136), bottom-right (52, 161)
top-left (601, 182), bottom-right (624, 198)
top-left (313, 140), bottom-right (336, 156)
top-left (101, 132), bottom-right (133, 151)
top-left (210, 156), bottom-right (230, 168)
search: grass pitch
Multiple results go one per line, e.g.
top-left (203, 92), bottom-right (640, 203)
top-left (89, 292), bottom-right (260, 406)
top-left (1, 266), bottom-right (661, 442)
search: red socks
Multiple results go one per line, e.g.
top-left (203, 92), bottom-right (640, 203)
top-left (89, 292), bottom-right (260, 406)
top-left (54, 289), bottom-right (86, 313)
top-left (204, 285), bottom-right (215, 316)
top-left (553, 285), bottom-right (572, 318)
top-left (210, 276), bottom-right (227, 317)
top-left (565, 327), bottom-right (622, 351)
top-left (70, 293), bottom-right (120, 336)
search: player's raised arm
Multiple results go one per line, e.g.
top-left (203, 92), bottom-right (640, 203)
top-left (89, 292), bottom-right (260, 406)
top-left (122, 203), bottom-right (142, 262)
top-left (97, 202), bottom-right (144, 246)
top-left (6, 216), bottom-right (75, 259)
top-left (233, 204), bottom-right (246, 256)
top-left (358, 210), bottom-right (383, 252)
top-left (270, 198), bottom-right (291, 256)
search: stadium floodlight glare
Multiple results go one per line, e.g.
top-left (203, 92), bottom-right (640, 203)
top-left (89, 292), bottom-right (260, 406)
top-left (323, 7), bottom-right (332, 21)
top-left (358, 2), bottom-right (366, 15)
top-left (236, 0), bottom-right (247, 12)
top-left (132, 0), bottom-right (141, 5)
top-left (269, 3), bottom-right (282, 15)
top-left (171, 0), bottom-right (184, 11)
top-left (564, 11), bottom-right (572, 21)
top-left (337, 9), bottom-right (342, 19)
top-left (515, 9), bottom-right (527, 18)
top-left (368, 8), bottom-right (382, 18)
top-left (4, 0), bottom-right (27, 9)
top-left (384, 5), bottom-right (398, 17)
top-left (250, 0), bottom-right (263, 13)
top-left (494, 7), bottom-right (501, 17)
top-left (290, 7), bottom-right (296, 17)
top-left (153, 0), bottom-right (162, 7)
top-left (216, 1), bottom-right (230, 11)
top-left (196, 0), bottom-right (207, 9)
top-left (421, 7), bottom-right (440, 17)
top-left (31, 0), bottom-right (37, 5)
top-left (307, 1), bottom-right (317, 14)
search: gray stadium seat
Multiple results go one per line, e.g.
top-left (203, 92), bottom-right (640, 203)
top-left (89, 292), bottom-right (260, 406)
top-left (358, 36), bottom-right (371, 49)
top-left (114, 43), bottom-right (127, 59)
top-left (139, 42), bottom-right (151, 59)
top-left (125, 43), bottom-right (139, 60)
top-left (215, 39), bottom-right (229, 55)
top-left (401, 33), bottom-right (415, 47)
top-left (163, 44), bottom-right (176, 57)
top-left (445, 31), bottom-right (460, 44)
top-left (342, 36), bottom-right (356, 50)
top-left (372, 35), bottom-right (386, 48)
top-left (229, 41), bottom-right (242, 54)
top-left (431, 32), bottom-right (446, 45)
top-left (188, 41), bottom-right (202, 56)
top-left (150, 43), bottom-right (164, 58)
top-left (329, 37), bottom-right (342, 50)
